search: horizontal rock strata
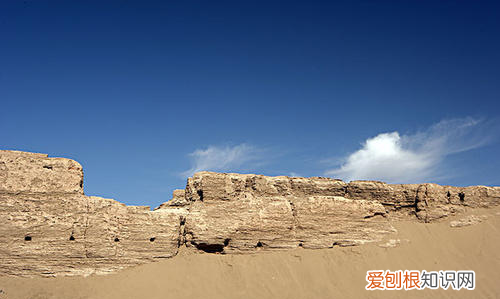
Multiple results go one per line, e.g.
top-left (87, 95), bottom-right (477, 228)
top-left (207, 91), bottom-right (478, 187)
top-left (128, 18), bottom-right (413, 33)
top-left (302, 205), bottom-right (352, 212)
top-left (0, 150), bottom-right (184, 277)
top-left (1, 150), bottom-right (499, 276)
top-left (183, 172), bottom-right (395, 252)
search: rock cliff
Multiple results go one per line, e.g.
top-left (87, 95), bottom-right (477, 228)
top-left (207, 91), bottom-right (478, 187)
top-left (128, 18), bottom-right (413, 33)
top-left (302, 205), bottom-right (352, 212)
top-left (0, 150), bottom-right (184, 276)
top-left (0, 150), bottom-right (499, 277)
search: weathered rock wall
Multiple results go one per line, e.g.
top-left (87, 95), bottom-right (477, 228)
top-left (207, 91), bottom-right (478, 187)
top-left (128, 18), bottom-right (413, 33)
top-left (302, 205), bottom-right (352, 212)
top-left (183, 171), bottom-right (500, 222)
top-left (182, 172), bottom-right (395, 252)
top-left (0, 150), bottom-right (184, 277)
top-left (1, 150), bottom-right (499, 277)
top-left (179, 172), bottom-right (500, 252)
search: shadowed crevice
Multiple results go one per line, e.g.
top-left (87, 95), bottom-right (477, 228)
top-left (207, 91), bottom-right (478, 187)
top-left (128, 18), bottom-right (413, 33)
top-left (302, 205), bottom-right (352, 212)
top-left (191, 242), bottom-right (224, 253)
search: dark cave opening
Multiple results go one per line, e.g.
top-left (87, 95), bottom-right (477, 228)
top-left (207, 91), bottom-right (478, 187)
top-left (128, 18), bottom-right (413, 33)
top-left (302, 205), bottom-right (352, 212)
top-left (458, 192), bottom-right (465, 202)
top-left (192, 242), bottom-right (224, 253)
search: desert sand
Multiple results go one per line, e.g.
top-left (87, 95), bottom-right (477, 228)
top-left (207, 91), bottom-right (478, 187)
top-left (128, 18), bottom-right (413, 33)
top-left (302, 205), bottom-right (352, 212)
top-left (1, 206), bottom-right (498, 299)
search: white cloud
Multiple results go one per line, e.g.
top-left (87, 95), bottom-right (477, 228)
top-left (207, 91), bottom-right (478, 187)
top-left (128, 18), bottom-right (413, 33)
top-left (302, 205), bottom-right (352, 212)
top-left (182, 144), bottom-right (260, 177)
top-left (325, 117), bottom-right (491, 183)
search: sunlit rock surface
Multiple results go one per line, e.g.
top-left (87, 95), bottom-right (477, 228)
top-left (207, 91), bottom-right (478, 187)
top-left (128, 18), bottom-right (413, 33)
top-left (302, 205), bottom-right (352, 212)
top-left (0, 150), bottom-right (499, 276)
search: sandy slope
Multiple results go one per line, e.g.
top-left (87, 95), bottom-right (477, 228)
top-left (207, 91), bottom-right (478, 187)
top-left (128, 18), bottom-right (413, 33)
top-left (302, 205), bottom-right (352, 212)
top-left (1, 207), bottom-right (499, 299)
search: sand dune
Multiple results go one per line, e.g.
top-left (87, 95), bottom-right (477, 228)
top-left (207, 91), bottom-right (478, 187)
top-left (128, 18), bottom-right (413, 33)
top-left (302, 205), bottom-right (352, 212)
top-left (0, 206), bottom-right (499, 299)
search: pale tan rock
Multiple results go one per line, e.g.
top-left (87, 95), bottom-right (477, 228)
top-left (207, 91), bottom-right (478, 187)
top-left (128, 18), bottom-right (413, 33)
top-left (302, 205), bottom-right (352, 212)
top-left (345, 181), bottom-right (420, 219)
top-left (185, 193), bottom-right (297, 252)
top-left (345, 180), bottom-right (500, 222)
top-left (1, 151), bottom-right (499, 277)
top-left (0, 150), bottom-right (83, 194)
top-left (292, 196), bottom-right (395, 248)
top-left (184, 172), bottom-right (395, 252)
top-left (378, 239), bottom-right (401, 248)
top-left (0, 151), bottom-right (182, 277)
top-left (184, 171), bottom-right (347, 202)
top-left (414, 184), bottom-right (500, 222)
top-left (449, 215), bottom-right (487, 227)
top-left (155, 189), bottom-right (188, 210)
top-left (346, 180), bottom-right (418, 207)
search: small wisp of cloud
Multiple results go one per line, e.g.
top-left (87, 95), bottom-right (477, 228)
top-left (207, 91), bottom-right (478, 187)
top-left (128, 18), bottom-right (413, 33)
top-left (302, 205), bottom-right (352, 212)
top-left (325, 117), bottom-right (493, 183)
top-left (181, 144), bottom-right (261, 177)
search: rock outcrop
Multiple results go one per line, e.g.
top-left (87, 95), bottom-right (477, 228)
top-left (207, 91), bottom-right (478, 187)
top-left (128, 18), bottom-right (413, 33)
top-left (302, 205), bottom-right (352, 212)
top-left (0, 151), bottom-right (83, 194)
top-left (182, 172), bottom-right (395, 252)
top-left (154, 189), bottom-right (188, 209)
top-left (1, 150), bottom-right (499, 277)
top-left (449, 215), bottom-right (488, 227)
top-left (0, 150), bottom-right (184, 277)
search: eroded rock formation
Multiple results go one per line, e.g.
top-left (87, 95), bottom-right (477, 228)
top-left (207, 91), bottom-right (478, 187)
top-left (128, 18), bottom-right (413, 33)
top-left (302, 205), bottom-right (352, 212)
top-left (1, 150), bottom-right (499, 277)
top-left (181, 172), bottom-right (395, 252)
top-left (0, 150), bottom-right (184, 276)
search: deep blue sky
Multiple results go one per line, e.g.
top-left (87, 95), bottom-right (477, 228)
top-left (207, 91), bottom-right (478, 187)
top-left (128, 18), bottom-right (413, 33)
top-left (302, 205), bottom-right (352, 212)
top-left (1, 1), bottom-right (499, 208)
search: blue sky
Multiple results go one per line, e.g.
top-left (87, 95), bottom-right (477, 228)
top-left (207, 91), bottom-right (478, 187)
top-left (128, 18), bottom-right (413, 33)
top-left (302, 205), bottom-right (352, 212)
top-left (1, 1), bottom-right (499, 208)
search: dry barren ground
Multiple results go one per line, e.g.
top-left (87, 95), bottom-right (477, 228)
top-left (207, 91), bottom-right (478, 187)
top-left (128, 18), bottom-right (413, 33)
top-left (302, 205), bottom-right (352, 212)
top-left (1, 206), bottom-right (499, 299)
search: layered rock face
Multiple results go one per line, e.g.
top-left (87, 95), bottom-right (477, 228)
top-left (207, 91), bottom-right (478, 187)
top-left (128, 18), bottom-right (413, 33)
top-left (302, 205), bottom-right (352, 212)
top-left (180, 172), bottom-right (500, 252)
top-left (183, 173), bottom-right (395, 251)
top-left (0, 151), bottom-right (83, 194)
top-left (0, 150), bottom-right (184, 277)
top-left (344, 180), bottom-right (500, 222)
top-left (1, 150), bottom-right (499, 277)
